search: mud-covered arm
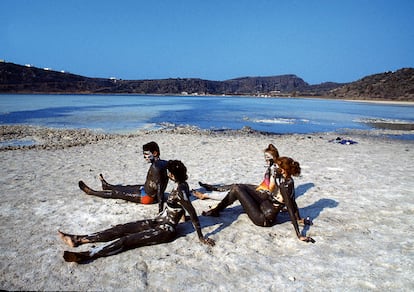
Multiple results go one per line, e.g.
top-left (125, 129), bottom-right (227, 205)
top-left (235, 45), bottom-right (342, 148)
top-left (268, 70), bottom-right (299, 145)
top-left (284, 179), bottom-right (301, 221)
top-left (154, 161), bottom-right (168, 213)
top-left (280, 179), bottom-right (314, 243)
top-left (178, 185), bottom-right (215, 246)
top-left (157, 184), bottom-right (164, 213)
top-left (280, 182), bottom-right (300, 237)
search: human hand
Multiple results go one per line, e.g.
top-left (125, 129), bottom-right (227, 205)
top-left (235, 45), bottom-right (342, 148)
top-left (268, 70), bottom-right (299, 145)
top-left (303, 217), bottom-right (313, 226)
top-left (200, 237), bottom-right (215, 246)
top-left (299, 236), bottom-right (315, 243)
top-left (270, 164), bottom-right (277, 176)
top-left (270, 164), bottom-right (282, 178)
top-left (298, 217), bottom-right (313, 226)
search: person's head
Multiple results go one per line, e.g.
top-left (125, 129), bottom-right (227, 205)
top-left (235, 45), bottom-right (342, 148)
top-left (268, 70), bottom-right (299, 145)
top-left (264, 144), bottom-right (279, 166)
top-left (275, 156), bottom-right (301, 179)
top-left (142, 141), bottom-right (160, 162)
top-left (166, 160), bottom-right (188, 182)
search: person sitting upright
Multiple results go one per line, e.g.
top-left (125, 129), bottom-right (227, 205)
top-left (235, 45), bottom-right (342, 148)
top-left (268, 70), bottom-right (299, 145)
top-left (202, 145), bottom-right (314, 243)
top-left (79, 141), bottom-right (168, 213)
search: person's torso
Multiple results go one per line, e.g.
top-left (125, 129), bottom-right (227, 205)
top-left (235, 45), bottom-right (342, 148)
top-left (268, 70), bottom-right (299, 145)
top-left (144, 159), bottom-right (168, 196)
top-left (156, 182), bottom-right (189, 226)
top-left (256, 168), bottom-right (273, 192)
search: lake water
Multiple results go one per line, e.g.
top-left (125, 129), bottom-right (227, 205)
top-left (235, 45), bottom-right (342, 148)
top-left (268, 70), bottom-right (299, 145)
top-left (1, 94), bottom-right (413, 139)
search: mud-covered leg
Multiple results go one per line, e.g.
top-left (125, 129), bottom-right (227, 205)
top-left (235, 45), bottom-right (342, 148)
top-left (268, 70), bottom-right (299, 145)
top-left (232, 185), bottom-right (272, 226)
top-left (99, 174), bottom-right (142, 193)
top-left (99, 173), bottom-right (112, 190)
top-left (79, 180), bottom-right (146, 203)
top-left (199, 181), bottom-right (233, 192)
top-left (63, 228), bottom-right (176, 263)
top-left (63, 251), bottom-right (91, 262)
top-left (78, 181), bottom-right (113, 198)
top-left (58, 230), bottom-right (90, 247)
top-left (202, 186), bottom-right (240, 216)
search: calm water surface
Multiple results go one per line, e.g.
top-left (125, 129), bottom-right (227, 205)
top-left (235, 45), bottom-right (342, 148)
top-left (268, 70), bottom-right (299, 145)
top-left (1, 94), bottom-right (413, 139)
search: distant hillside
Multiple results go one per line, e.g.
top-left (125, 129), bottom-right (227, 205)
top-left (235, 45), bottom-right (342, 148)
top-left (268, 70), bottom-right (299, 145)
top-left (0, 62), bottom-right (113, 93)
top-left (1, 61), bottom-right (413, 101)
top-left (0, 62), bottom-right (317, 95)
top-left (329, 68), bottom-right (414, 101)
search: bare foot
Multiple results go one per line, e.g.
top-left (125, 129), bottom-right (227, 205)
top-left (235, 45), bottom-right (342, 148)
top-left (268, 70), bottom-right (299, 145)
top-left (99, 174), bottom-right (111, 190)
top-left (63, 251), bottom-right (91, 263)
top-left (78, 181), bottom-right (93, 195)
top-left (202, 208), bottom-right (220, 217)
top-left (58, 230), bottom-right (78, 247)
top-left (299, 236), bottom-right (315, 243)
top-left (193, 190), bottom-right (208, 200)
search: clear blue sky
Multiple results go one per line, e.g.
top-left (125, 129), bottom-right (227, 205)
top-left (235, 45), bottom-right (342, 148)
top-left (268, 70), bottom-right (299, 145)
top-left (1, 0), bottom-right (413, 84)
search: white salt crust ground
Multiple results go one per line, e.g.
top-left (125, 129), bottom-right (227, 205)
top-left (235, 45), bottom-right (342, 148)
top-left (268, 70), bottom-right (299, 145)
top-left (0, 129), bottom-right (413, 291)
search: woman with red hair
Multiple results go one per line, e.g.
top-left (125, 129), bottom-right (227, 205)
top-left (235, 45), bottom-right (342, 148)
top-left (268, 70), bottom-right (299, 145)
top-left (202, 149), bottom-right (314, 243)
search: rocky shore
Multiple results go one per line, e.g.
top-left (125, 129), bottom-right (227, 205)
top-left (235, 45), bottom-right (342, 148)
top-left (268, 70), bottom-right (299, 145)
top-left (0, 125), bottom-right (116, 151)
top-left (0, 125), bottom-right (281, 151)
top-left (2, 123), bottom-right (413, 152)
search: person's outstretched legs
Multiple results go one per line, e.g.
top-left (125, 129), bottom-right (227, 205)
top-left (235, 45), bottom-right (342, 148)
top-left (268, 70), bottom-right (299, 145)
top-left (201, 184), bottom-right (243, 216)
top-left (198, 181), bottom-right (233, 192)
top-left (61, 227), bottom-right (176, 263)
top-left (203, 184), bottom-right (278, 226)
top-left (99, 174), bottom-right (142, 193)
top-left (79, 181), bottom-right (153, 204)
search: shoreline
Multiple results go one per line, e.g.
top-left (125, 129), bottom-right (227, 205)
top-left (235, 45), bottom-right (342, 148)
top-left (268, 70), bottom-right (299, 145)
top-left (2, 92), bottom-right (414, 104)
top-left (1, 124), bottom-right (413, 151)
top-left (342, 98), bottom-right (414, 105)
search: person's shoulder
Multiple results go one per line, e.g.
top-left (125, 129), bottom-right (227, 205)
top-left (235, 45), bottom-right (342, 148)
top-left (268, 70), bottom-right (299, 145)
top-left (154, 159), bottom-right (168, 168)
top-left (177, 181), bottom-right (189, 191)
top-left (284, 177), bottom-right (294, 186)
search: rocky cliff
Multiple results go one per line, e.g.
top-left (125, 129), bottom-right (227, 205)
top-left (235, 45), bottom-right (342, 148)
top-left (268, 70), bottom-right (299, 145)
top-left (328, 68), bottom-right (414, 101)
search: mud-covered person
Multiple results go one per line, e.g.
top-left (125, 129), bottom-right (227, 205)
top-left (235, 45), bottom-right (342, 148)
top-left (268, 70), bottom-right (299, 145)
top-left (59, 160), bottom-right (215, 263)
top-left (79, 141), bottom-right (168, 212)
